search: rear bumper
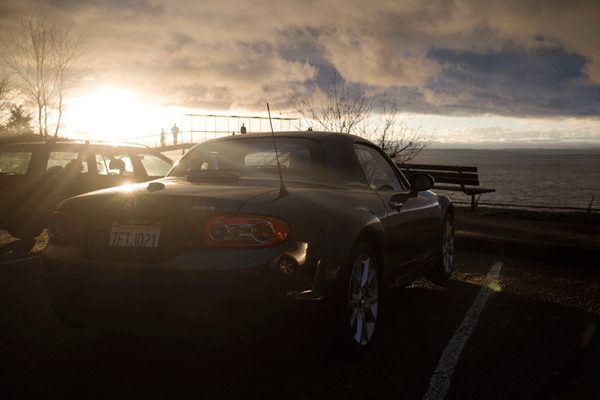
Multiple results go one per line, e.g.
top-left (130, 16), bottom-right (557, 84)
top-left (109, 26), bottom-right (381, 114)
top-left (41, 240), bottom-right (348, 334)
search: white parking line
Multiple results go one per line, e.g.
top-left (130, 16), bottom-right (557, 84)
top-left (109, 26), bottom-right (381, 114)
top-left (423, 261), bottom-right (503, 400)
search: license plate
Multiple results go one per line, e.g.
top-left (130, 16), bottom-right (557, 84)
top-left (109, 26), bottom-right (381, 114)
top-left (109, 221), bottom-right (161, 248)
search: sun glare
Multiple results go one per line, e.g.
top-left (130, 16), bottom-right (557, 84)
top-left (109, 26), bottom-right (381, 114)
top-left (65, 87), bottom-right (182, 144)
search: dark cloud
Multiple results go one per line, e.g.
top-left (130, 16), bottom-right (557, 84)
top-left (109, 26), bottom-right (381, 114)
top-left (424, 46), bottom-right (600, 117)
top-left (313, 64), bottom-right (344, 90)
top-left (276, 28), bottom-right (342, 92)
top-left (534, 47), bottom-right (587, 82)
top-left (427, 46), bottom-right (588, 88)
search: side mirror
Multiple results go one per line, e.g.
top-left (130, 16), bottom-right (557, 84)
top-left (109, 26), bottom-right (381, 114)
top-left (409, 173), bottom-right (434, 192)
top-left (389, 173), bottom-right (435, 211)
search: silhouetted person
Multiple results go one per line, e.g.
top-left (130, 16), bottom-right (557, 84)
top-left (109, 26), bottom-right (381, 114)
top-left (171, 124), bottom-right (179, 145)
top-left (240, 123), bottom-right (246, 134)
top-left (160, 128), bottom-right (166, 147)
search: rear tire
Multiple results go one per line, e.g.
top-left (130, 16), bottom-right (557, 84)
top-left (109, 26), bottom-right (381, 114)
top-left (425, 213), bottom-right (455, 284)
top-left (332, 242), bottom-right (380, 358)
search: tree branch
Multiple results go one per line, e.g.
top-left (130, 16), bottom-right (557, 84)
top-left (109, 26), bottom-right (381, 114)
top-left (289, 73), bottom-right (434, 162)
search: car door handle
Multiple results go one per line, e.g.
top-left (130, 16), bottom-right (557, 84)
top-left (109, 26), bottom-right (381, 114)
top-left (389, 200), bottom-right (403, 211)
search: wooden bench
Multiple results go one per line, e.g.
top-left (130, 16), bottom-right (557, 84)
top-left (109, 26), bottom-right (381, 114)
top-left (396, 163), bottom-right (496, 210)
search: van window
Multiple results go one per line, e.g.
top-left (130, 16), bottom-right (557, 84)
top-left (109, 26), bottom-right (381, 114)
top-left (139, 153), bottom-right (173, 177)
top-left (0, 151), bottom-right (33, 175)
top-left (47, 151), bottom-right (89, 175)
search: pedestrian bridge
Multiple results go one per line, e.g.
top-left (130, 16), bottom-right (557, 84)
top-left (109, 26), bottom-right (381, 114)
top-left (124, 113), bottom-right (300, 153)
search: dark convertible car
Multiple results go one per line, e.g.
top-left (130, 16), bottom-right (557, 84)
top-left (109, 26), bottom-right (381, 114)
top-left (42, 131), bottom-right (454, 355)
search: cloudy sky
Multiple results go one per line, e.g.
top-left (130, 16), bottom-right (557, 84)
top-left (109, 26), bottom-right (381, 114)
top-left (1, 0), bottom-right (599, 148)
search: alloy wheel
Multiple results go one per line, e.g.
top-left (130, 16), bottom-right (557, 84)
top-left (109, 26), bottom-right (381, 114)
top-left (348, 252), bottom-right (379, 346)
top-left (442, 216), bottom-right (455, 274)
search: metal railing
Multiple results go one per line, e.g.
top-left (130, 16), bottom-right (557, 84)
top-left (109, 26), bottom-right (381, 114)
top-left (124, 114), bottom-right (300, 150)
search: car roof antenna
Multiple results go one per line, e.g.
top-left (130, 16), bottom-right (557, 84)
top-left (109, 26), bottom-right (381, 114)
top-left (267, 103), bottom-right (289, 198)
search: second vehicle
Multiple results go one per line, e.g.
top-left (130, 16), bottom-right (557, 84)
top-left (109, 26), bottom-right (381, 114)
top-left (0, 140), bottom-right (174, 239)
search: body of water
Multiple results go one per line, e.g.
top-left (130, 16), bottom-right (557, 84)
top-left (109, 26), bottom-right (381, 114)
top-left (408, 148), bottom-right (600, 211)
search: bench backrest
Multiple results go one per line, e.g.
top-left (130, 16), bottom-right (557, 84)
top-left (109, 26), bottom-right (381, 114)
top-left (396, 163), bottom-right (481, 187)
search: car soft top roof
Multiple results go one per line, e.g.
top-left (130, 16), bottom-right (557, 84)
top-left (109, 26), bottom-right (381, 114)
top-left (190, 131), bottom-right (376, 185)
top-left (208, 130), bottom-right (375, 146)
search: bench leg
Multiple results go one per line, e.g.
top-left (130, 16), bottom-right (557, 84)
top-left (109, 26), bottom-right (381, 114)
top-left (471, 194), bottom-right (476, 211)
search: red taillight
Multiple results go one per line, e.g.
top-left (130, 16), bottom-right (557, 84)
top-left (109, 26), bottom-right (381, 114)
top-left (48, 212), bottom-right (76, 243)
top-left (204, 216), bottom-right (289, 246)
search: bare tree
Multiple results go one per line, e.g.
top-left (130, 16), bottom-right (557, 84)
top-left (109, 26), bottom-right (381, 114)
top-left (0, 74), bottom-right (11, 115)
top-left (1, 15), bottom-right (86, 138)
top-left (290, 76), bottom-right (435, 163)
top-left (361, 95), bottom-right (435, 163)
top-left (0, 74), bottom-right (15, 135)
top-left (49, 19), bottom-right (87, 138)
top-left (290, 75), bottom-right (372, 134)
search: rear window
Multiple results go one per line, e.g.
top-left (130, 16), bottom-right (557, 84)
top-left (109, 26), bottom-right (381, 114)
top-left (0, 151), bottom-right (33, 175)
top-left (169, 137), bottom-right (324, 182)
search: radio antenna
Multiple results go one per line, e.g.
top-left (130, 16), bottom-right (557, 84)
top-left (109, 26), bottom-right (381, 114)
top-left (267, 103), bottom-right (289, 198)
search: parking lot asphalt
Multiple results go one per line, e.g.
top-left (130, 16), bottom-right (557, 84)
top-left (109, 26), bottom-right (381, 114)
top-left (454, 207), bottom-right (600, 399)
top-left (1, 207), bottom-right (599, 399)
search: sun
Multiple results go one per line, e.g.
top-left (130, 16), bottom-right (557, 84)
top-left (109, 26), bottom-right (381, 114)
top-left (65, 87), bottom-right (181, 144)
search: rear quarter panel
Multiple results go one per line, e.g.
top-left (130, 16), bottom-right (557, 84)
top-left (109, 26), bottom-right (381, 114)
top-left (239, 185), bottom-right (387, 250)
